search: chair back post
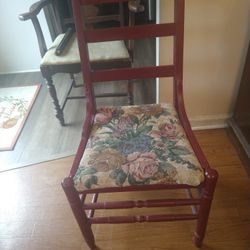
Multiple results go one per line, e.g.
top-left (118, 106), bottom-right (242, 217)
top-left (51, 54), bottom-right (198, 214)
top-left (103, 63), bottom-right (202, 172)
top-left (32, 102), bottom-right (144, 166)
top-left (127, 0), bottom-right (145, 60)
top-left (46, 1), bottom-right (63, 37)
top-left (119, 1), bottom-right (125, 26)
top-left (72, 0), bottom-right (96, 115)
top-left (173, 0), bottom-right (185, 111)
top-left (31, 16), bottom-right (48, 57)
top-left (19, 0), bottom-right (61, 57)
top-left (127, 4), bottom-right (135, 58)
top-left (172, 0), bottom-right (212, 170)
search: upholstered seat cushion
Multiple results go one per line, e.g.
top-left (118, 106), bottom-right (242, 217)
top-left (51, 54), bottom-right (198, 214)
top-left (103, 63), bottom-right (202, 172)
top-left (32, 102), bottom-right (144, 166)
top-left (73, 104), bottom-right (204, 191)
top-left (40, 33), bottom-right (130, 66)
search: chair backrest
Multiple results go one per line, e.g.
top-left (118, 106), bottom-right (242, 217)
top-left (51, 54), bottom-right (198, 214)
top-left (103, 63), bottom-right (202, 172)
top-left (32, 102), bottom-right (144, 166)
top-left (72, 0), bottom-right (184, 114)
top-left (19, 0), bottom-right (126, 58)
top-left (19, 0), bottom-right (61, 57)
top-left (84, 2), bottom-right (125, 28)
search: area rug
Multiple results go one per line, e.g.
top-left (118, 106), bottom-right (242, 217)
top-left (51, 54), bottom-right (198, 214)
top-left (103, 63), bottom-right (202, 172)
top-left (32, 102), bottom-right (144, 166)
top-left (0, 85), bottom-right (41, 151)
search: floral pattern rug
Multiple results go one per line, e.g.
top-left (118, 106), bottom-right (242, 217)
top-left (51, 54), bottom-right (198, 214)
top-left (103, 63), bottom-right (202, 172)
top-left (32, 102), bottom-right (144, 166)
top-left (74, 104), bottom-right (204, 191)
top-left (0, 85), bottom-right (40, 151)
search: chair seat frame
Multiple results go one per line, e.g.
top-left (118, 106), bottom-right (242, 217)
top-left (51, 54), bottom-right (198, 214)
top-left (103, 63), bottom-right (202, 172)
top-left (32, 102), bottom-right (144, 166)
top-left (62, 0), bottom-right (218, 249)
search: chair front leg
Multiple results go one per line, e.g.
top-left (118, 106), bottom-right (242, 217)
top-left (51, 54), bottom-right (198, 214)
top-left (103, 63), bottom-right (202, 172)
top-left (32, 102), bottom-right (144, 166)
top-left (62, 177), bottom-right (96, 250)
top-left (194, 168), bottom-right (218, 247)
top-left (45, 76), bottom-right (65, 126)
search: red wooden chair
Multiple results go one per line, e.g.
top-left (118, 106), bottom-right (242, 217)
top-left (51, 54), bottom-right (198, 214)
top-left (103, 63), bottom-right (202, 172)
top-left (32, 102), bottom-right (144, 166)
top-left (62, 0), bottom-right (218, 249)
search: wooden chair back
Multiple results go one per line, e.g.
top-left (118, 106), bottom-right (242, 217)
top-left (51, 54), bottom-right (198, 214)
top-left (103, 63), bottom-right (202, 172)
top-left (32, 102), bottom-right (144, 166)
top-left (72, 0), bottom-right (184, 113)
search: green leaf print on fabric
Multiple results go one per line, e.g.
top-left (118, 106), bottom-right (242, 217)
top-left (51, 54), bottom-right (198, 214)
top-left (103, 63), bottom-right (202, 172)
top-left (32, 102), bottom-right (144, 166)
top-left (73, 104), bottom-right (205, 191)
top-left (84, 175), bottom-right (98, 189)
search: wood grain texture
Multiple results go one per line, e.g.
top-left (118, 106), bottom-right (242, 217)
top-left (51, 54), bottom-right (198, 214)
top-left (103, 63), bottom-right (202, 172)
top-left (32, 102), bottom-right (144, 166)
top-left (0, 129), bottom-right (249, 250)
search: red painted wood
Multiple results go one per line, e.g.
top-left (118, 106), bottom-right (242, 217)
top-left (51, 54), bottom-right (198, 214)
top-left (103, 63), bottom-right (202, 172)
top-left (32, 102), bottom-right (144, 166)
top-left (83, 198), bottom-right (201, 210)
top-left (186, 189), bottom-right (198, 214)
top-left (69, 113), bottom-right (95, 177)
top-left (85, 23), bottom-right (176, 42)
top-left (172, 0), bottom-right (213, 173)
top-left (77, 183), bottom-right (204, 195)
top-left (90, 214), bottom-right (198, 224)
top-left (61, 177), bottom-right (96, 249)
top-left (91, 65), bottom-right (175, 82)
top-left (61, 1), bottom-right (219, 249)
top-left (194, 168), bottom-right (218, 247)
top-left (88, 193), bottom-right (98, 218)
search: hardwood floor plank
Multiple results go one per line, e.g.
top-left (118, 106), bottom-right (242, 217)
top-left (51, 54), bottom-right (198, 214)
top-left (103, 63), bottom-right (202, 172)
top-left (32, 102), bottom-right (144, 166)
top-left (0, 130), bottom-right (250, 249)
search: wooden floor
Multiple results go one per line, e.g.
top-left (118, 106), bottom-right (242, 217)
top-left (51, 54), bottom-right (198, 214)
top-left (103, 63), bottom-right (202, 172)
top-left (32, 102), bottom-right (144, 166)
top-left (0, 129), bottom-right (249, 250)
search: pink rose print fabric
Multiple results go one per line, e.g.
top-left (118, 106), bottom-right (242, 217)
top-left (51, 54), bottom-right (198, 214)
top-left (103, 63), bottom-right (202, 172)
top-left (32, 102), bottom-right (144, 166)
top-left (73, 104), bottom-right (204, 191)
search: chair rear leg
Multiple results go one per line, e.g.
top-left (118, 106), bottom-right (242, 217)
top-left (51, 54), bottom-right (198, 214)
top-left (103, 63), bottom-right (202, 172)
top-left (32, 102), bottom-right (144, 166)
top-left (194, 169), bottom-right (218, 247)
top-left (45, 76), bottom-right (65, 126)
top-left (62, 177), bottom-right (96, 250)
top-left (127, 80), bottom-right (134, 105)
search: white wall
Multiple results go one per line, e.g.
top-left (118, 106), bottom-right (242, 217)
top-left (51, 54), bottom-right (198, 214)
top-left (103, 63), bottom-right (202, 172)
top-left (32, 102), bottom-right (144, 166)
top-left (0, 0), bottom-right (51, 74)
top-left (159, 0), bottom-right (250, 129)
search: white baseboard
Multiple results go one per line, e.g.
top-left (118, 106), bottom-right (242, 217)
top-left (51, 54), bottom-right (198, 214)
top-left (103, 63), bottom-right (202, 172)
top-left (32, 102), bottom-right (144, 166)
top-left (190, 113), bottom-right (232, 130)
top-left (0, 69), bottom-right (40, 75)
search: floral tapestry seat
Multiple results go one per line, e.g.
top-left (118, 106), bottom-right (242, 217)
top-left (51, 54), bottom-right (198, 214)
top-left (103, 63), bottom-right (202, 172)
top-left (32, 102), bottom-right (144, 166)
top-left (74, 103), bottom-right (205, 191)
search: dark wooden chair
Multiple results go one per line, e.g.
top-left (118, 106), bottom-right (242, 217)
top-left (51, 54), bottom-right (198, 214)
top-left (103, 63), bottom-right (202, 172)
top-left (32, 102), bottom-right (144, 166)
top-left (62, 0), bottom-right (218, 249)
top-left (19, 0), bottom-right (142, 125)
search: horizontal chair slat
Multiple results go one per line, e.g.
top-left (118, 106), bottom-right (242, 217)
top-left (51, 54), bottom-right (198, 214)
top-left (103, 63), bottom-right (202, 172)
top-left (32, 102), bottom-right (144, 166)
top-left (90, 214), bottom-right (198, 224)
top-left (91, 65), bottom-right (175, 82)
top-left (83, 199), bottom-right (201, 210)
top-left (86, 15), bottom-right (120, 24)
top-left (86, 23), bottom-right (176, 42)
top-left (79, 184), bottom-right (201, 195)
top-left (81, 0), bottom-right (128, 5)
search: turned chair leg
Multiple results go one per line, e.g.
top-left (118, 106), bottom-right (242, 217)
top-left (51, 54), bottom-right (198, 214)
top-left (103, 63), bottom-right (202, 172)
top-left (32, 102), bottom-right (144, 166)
top-left (45, 76), bottom-right (65, 126)
top-left (127, 80), bottom-right (134, 105)
top-left (194, 169), bottom-right (218, 247)
top-left (62, 177), bottom-right (96, 250)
